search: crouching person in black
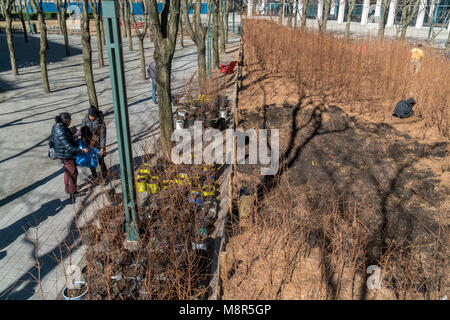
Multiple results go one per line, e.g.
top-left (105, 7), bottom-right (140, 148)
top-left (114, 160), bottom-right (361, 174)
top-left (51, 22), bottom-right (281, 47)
top-left (81, 106), bottom-right (109, 184)
top-left (393, 97), bottom-right (416, 119)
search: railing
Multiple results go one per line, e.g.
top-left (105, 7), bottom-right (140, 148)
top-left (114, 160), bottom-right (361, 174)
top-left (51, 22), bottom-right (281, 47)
top-left (250, 1), bottom-right (449, 27)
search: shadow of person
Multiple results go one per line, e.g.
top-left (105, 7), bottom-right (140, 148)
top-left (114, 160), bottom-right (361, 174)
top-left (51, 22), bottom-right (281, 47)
top-left (0, 199), bottom-right (70, 254)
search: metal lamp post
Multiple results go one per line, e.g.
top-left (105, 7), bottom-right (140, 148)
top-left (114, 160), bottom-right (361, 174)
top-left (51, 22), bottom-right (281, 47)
top-left (102, 0), bottom-right (139, 250)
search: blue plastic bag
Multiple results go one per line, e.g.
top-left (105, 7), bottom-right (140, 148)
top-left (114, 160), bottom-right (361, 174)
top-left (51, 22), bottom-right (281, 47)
top-left (76, 141), bottom-right (101, 168)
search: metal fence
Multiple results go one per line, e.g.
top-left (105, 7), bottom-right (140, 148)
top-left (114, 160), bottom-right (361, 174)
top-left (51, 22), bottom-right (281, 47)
top-left (251, 1), bottom-right (450, 27)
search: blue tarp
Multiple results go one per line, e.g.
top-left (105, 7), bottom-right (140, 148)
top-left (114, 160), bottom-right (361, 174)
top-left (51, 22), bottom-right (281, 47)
top-left (76, 141), bottom-right (101, 168)
top-left (27, 2), bottom-right (209, 14)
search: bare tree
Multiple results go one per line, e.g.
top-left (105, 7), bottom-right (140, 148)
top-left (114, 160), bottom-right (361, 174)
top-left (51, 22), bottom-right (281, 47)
top-left (120, 0), bottom-right (127, 36)
top-left (279, 0), bottom-right (285, 24)
top-left (56, 0), bottom-right (70, 56)
top-left (344, 0), bottom-right (356, 39)
top-left (224, 0), bottom-right (229, 43)
top-left (81, 0), bottom-right (98, 107)
top-left (287, 0), bottom-right (294, 27)
top-left (219, 0), bottom-right (226, 52)
top-left (18, 0), bottom-right (28, 42)
top-left (131, 0), bottom-right (148, 79)
top-left (446, 30), bottom-right (450, 48)
top-left (428, 8), bottom-right (450, 44)
top-left (317, 0), bottom-right (332, 32)
top-left (378, 0), bottom-right (391, 40)
top-left (179, 6), bottom-right (184, 47)
top-left (1, 0), bottom-right (18, 75)
top-left (89, 0), bottom-right (105, 67)
top-left (293, 0), bottom-right (298, 29)
top-left (301, 0), bottom-right (310, 30)
top-left (398, 0), bottom-right (421, 40)
top-left (30, 0), bottom-right (50, 92)
top-left (125, 0), bottom-right (134, 50)
top-left (145, 0), bottom-right (180, 158)
top-left (181, 0), bottom-right (209, 89)
top-left (55, 0), bottom-right (63, 35)
top-left (211, 0), bottom-right (220, 68)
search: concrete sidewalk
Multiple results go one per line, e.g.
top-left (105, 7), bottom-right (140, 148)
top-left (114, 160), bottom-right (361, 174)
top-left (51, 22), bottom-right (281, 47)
top-left (0, 32), bottom-right (240, 300)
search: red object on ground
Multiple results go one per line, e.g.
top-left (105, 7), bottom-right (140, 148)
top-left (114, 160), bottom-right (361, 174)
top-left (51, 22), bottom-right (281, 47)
top-left (220, 61), bottom-right (238, 75)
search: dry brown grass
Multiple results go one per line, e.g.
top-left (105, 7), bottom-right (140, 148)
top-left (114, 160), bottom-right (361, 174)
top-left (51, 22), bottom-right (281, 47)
top-left (243, 19), bottom-right (449, 138)
top-left (223, 174), bottom-right (448, 300)
top-left (220, 20), bottom-right (449, 300)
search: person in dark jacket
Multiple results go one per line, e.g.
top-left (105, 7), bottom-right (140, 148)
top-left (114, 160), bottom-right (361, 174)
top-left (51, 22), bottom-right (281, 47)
top-left (52, 112), bottom-right (88, 199)
top-left (393, 97), bottom-right (416, 118)
top-left (147, 61), bottom-right (157, 104)
top-left (81, 106), bottom-right (108, 183)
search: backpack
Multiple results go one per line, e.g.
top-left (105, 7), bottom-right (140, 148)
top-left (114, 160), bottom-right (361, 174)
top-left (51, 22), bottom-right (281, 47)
top-left (48, 133), bottom-right (57, 160)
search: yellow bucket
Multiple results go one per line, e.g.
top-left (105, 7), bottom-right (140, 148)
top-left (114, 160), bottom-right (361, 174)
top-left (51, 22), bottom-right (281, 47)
top-left (202, 185), bottom-right (215, 197)
top-left (136, 177), bottom-right (147, 193)
top-left (146, 176), bottom-right (160, 194)
top-left (197, 94), bottom-right (205, 102)
top-left (161, 179), bottom-right (176, 190)
top-left (175, 173), bottom-right (190, 185)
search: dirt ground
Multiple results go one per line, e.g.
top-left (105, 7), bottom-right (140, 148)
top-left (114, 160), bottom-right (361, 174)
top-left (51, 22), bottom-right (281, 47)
top-left (221, 43), bottom-right (449, 300)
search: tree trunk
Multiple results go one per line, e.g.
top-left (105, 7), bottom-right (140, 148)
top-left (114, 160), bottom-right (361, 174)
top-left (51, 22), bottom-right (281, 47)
top-left (138, 38), bottom-right (146, 80)
top-left (30, 0), bottom-right (50, 92)
top-left (90, 0), bottom-right (104, 67)
top-left (81, 0), bottom-right (98, 107)
top-left (197, 40), bottom-right (207, 91)
top-left (301, 0), bottom-right (309, 30)
top-left (156, 59), bottom-right (174, 158)
top-left (279, 0), bottom-right (285, 24)
top-left (219, 0), bottom-right (226, 53)
top-left (179, 9), bottom-right (184, 47)
top-left (94, 14), bottom-right (104, 67)
top-left (56, 3), bottom-right (63, 35)
top-left (120, 0), bottom-right (127, 37)
top-left (224, 0), bottom-right (229, 43)
top-left (288, 1), bottom-right (293, 27)
top-left (131, 0), bottom-right (147, 79)
top-left (378, 0), bottom-right (390, 40)
top-left (125, 0), bottom-right (133, 50)
top-left (146, 0), bottom-right (180, 157)
top-left (101, 12), bottom-right (106, 45)
top-left (446, 31), bottom-right (450, 48)
top-left (18, 0), bottom-right (28, 42)
top-left (182, 0), bottom-right (207, 90)
top-left (38, 11), bottom-right (50, 92)
top-left (3, 0), bottom-right (18, 75)
top-left (322, 0), bottom-right (330, 32)
top-left (344, 0), bottom-right (356, 39)
top-left (57, 0), bottom-right (70, 56)
top-left (399, 0), bottom-right (421, 40)
top-left (212, 0), bottom-right (220, 68)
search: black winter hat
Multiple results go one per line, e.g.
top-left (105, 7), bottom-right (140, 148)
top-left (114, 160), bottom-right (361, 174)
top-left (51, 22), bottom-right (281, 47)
top-left (88, 106), bottom-right (98, 117)
top-left (406, 97), bottom-right (416, 106)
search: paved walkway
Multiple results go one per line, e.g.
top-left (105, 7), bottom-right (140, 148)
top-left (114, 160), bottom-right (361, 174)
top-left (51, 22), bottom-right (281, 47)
top-left (0, 31), bottom-right (240, 300)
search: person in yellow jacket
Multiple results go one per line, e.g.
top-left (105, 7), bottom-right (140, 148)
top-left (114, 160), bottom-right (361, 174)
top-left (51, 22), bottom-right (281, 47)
top-left (410, 43), bottom-right (424, 73)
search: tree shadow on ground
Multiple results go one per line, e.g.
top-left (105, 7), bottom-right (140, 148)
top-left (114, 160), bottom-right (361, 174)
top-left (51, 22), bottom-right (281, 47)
top-left (236, 98), bottom-right (449, 300)
top-left (0, 190), bottom-right (101, 300)
top-left (0, 34), bottom-right (82, 74)
top-left (0, 198), bottom-right (71, 262)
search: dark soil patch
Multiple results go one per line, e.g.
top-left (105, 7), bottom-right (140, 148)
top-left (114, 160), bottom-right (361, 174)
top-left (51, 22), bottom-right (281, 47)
top-left (233, 100), bottom-right (449, 298)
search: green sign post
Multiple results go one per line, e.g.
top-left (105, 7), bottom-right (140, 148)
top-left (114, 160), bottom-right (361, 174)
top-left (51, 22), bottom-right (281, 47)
top-left (102, 0), bottom-right (139, 249)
